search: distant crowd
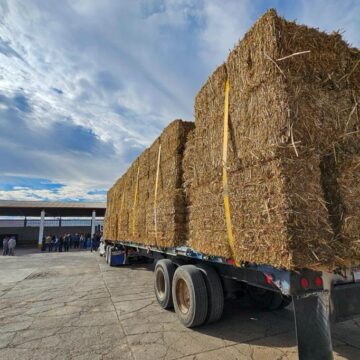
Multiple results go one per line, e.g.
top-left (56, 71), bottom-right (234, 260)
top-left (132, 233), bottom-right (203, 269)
top-left (2, 232), bottom-right (102, 256)
top-left (41, 232), bottom-right (102, 253)
top-left (2, 236), bottom-right (16, 256)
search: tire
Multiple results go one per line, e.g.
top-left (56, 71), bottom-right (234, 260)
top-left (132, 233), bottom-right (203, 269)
top-left (197, 264), bottom-right (224, 324)
top-left (154, 259), bottom-right (176, 309)
top-left (247, 285), bottom-right (284, 310)
top-left (172, 265), bottom-right (208, 328)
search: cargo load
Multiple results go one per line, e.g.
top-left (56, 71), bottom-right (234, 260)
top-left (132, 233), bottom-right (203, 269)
top-left (104, 10), bottom-right (359, 271)
top-left (183, 9), bottom-right (359, 270)
top-left (103, 120), bottom-right (194, 248)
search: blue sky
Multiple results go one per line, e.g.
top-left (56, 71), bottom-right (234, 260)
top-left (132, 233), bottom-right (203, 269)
top-left (0, 0), bottom-right (359, 202)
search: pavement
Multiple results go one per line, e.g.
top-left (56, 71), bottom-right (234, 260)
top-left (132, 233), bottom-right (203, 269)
top-left (0, 249), bottom-right (359, 360)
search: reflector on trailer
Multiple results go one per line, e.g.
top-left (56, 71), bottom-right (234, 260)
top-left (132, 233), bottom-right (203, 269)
top-left (300, 277), bottom-right (310, 289)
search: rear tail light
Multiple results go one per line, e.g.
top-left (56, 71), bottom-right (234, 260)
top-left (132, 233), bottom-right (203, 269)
top-left (300, 277), bottom-right (310, 289)
top-left (314, 276), bottom-right (323, 287)
top-left (265, 274), bottom-right (274, 285)
top-left (227, 258), bottom-right (236, 265)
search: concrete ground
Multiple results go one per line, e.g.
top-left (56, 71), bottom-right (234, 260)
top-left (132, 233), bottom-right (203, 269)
top-left (0, 250), bottom-right (359, 360)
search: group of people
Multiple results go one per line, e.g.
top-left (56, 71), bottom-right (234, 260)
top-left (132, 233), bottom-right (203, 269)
top-left (2, 233), bottom-right (102, 256)
top-left (2, 236), bottom-right (17, 256)
top-left (42, 232), bottom-right (102, 253)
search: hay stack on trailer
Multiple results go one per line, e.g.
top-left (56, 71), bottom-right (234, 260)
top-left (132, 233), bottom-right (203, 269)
top-left (104, 120), bottom-right (194, 247)
top-left (183, 9), bottom-right (359, 270)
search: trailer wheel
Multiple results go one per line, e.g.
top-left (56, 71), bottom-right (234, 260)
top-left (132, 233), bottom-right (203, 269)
top-left (247, 285), bottom-right (284, 310)
top-left (197, 264), bottom-right (224, 324)
top-left (154, 259), bottom-right (175, 309)
top-left (172, 265), bottom-right (208, 328)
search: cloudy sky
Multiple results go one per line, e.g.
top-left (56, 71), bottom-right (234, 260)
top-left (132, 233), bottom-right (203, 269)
top-left (0, 0), bottom-right (359, 202)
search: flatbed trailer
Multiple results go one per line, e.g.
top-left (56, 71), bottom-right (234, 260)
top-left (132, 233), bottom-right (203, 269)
top-left (102, 240), bottom-right (360, 360)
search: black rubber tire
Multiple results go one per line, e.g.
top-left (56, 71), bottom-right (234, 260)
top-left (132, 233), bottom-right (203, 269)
top-left (197, 264), bottom-right (224, 324)
top-left (172, 265), bottom-right (208, 328)
top-left (247, 286), bottom-right (284, 310)
top-left (154, 259), bottom-right (176, 309)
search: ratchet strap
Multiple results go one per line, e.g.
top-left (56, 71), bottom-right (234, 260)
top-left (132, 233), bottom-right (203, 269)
top-left (222, 79), bottom-right (239, 266)
top-left (132, 166), bottom-right (140, 237)
top-left (154, 144), bottom-right (162, 245)
top-left (118, 192), bottom-right (124, 234)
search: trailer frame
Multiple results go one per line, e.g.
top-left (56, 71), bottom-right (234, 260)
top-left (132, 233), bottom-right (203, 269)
top-left (103, 239), bottom-right (360, 360)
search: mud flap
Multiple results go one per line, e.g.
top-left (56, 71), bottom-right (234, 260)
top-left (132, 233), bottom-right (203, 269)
top-left (293, 291), bottom-right (333, 360)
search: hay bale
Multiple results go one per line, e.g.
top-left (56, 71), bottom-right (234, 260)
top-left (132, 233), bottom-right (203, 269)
top-left (339, 156), bottom-right (360, 262)
top-left (145, 120), bottom-right (194, 247)
top-left (103, 120), bottom-right (194, 248)
top-left (184, 9), bottom-right (359, 270)
top-left (320, 149), bottom-right (360, 266)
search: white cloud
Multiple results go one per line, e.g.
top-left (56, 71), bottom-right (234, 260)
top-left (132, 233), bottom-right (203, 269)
top-left (0, 183), bottom-right (106, 202)
top-left (0, 0), bottom-right (358, 202)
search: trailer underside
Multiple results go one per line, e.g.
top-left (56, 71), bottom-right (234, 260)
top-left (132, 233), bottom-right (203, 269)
top-left (102, 240), bottom-right (360, 360)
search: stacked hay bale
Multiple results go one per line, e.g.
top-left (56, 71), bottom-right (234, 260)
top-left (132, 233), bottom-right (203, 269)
top-left (104, 178), bottom-right (124, 241)
top-left (104, 120), bottom-right (194, 247)
top-left (338, 156), bottom-right (360, 260)
top-left (146, 120), bottom-right (194, 247)
top-left (183, 9), bottom-right (359, 270)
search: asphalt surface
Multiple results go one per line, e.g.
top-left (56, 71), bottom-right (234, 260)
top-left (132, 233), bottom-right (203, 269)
top-left (0, 249), bottom-right (359, 359)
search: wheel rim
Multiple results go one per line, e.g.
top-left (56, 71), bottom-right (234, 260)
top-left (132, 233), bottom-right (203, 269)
top-left (176, 278), bottom-right (190, 314)
top-left (156, 269), bottom-right (166, 300)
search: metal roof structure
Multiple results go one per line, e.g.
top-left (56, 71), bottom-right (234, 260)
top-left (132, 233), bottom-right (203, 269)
top-left (0, 200), bottom-right (106, 217)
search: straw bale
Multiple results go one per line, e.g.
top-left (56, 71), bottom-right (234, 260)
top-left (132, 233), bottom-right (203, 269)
top-left (185, 150), bottom-right (339, 269)
top-left (184, 9), bottom-right (360, 270)
top-left (194, 10), bottom-right (359, 173)
top-left (339, 156), bottom-right (360, 262)
top-left (320, 149), bottom-right (360, 266)
top-left (103, 120), bottom-right (194, 247)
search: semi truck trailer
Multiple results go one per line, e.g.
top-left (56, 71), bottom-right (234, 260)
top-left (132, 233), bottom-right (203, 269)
top-left (100, 239), bottom-right (360, 360)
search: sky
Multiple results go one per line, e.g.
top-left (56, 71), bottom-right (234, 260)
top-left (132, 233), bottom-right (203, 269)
top-left (0, 0), bottom-right (359, 202)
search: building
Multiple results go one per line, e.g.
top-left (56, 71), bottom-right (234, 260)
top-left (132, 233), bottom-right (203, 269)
top-left (0, 200), bottom-right (106, 246)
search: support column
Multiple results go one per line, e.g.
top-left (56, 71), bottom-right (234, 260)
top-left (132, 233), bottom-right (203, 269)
top-left (38, 210), bottom-right (45, 248)
top-left (91, 210), bottom-right (96, 239)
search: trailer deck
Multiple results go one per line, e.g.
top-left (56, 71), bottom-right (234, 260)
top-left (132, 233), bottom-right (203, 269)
top-left (103, 240), bottom-right (360, 360)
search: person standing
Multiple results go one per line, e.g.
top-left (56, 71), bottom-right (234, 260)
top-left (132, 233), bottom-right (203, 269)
top-left (54, 236), bottom-right (59, 252)
top-left (64, 234), bottom-right (69, 252)
top-left (41, 236), bottom-right (46, 252)
top-left (8, 236), bottom-right (16, 256)
top-left (79, 234), bottom-right (84, 249)
top-left (58, 235), bottom-right (63, 252)
top-left (45, 236), bottom-right (52, 252)
top-left (75, 233), bottom-right (80, 249)
top-left (90, 235), bottom-right (94, 252)
top-left (2, 236), bottom-right (9, 256)
top-left (51, 235), bottom-right (56, 252)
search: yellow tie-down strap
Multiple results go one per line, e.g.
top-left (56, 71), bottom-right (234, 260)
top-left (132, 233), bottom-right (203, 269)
top-left (118, 192), bottom-right (124, 234)
top-left (132, 166), bottom-right (140, 237)
top-left (222, 79), bottom-right (239, 266)
top-left (154, 144), bottom-right (162, 245)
